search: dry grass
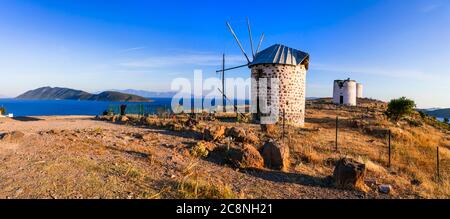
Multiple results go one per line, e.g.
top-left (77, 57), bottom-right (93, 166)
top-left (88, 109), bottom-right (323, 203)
top-left (174, 161), bottom-right (241, 199)
top-left (287, 99), bottom-right (450, 198)
top-left (177, 178), bottom-right (239, 199)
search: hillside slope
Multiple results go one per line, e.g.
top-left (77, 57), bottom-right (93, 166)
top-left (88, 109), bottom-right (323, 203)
top-left (16, 87), bottom-right (151, 102)
top-left (0, 98), bottom-right (448, 199)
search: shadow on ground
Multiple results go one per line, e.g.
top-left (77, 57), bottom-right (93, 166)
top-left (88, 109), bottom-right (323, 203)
top-left (240, 168), bottom-right (333, 188)
top-left (12, 116), bottom-right (43, 122)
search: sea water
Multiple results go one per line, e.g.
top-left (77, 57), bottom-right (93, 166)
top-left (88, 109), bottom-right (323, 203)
top-left (0, 98), bottom-right (172, 116)
top-left (0, 98), bottom-right (250, 116)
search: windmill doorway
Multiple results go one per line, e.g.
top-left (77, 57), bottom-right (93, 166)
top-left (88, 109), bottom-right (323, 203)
top-left (340, 96), bottom-right (344, 104)
top-left (255, 69), bottom-right (263, 121)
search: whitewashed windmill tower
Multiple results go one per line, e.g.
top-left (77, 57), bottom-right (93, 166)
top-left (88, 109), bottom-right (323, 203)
top-left (356, 83), bottom-right (363, 98)
top-left (217, 18), bottom-right (310, 127)
top-left (333, 78), bottom-right (357, 106)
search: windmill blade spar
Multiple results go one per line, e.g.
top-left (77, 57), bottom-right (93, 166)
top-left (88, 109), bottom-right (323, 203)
top-left (226, 22), bottom-right (251, 63)
top-left (256, 32), bottom-right (265, 54)
top-left (247, 17), bottom-right (255, 59)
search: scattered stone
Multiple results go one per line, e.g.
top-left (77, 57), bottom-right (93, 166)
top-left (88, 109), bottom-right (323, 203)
top-left (0, 131), bottom-right (25, 141)
top-left (245, 132), bottom-right (260, 145)
top-left (261, 140), bottom-right (290, 171)
top-left (184, 117), bottom-right (199, 128)
top-left (203, 141), bottom-right (217, 152)
top-left (225, 127), bottom-right (246, 141)
top-left (411, 179), bottom-right (422, 186)
top-left (261, 124), bottom-right (277, 136)
top-left (240, 144), bottom-right (264, 168)
top-left (132, 133), bottom-right (144, 140)
top-left (47, 129), bottom-right (57, 135)
top-left (333, 157), bottom-right (368, 192)
top-left (167, 122), bottom-right (183, 131)
top-left (378, 184), bottom-right (392, 194)
top-left (142, 116), bottom-right (157, 126)
top-left (225, 127), bottom-right (259, 144)
top-left (111, 115), bottom-right (118, 123)
top-left (324, 157), bottom-right (338, 166)
top-left (204, 126), bottom-right (226, 142)
top-left (119, 116), bottom-right (129, 123)
top-left (365, 178), bottom-right (378, 187)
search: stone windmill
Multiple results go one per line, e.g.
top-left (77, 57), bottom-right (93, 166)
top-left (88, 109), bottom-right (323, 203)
top-left (218, 18), bottom-right (310, 127)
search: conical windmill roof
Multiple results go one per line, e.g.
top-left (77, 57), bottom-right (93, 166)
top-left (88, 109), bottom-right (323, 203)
top-left (249, 44), bottom-right (309, 69)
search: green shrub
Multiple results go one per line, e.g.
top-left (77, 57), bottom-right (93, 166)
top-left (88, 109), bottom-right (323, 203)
top-left (385, 97), bottom-right (416, 121)
top-left (190, 142), bottom-right (209, 158)
top-left (0, 106), bottom-right (6, 115)
top-left (406, 118), bottom-right (422, 127)
top-left (418, 111), bottom-right (426, 118)
top-left (444, 118), bottom-right (449, 124)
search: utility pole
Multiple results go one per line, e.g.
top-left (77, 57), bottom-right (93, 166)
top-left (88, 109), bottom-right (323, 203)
top-left (222, 53), bottom-right (226, 113)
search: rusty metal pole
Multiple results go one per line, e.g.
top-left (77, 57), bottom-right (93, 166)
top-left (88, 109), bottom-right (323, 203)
top-left (437, 146), bottom-right (440, 181)
top-left (335, 116), bottom-right (338, 151)
top-left (388, 129), bottom-right (391, 168)
top-left (282, 108), bottom-right (286, 142)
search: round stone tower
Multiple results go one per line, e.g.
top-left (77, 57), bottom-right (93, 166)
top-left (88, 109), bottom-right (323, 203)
top-left (356, 83), bottom-right (363, 98)
top-left (333, 78), bottom-right (357, 106)
top-left (249, 44), bottom-right (310, 127)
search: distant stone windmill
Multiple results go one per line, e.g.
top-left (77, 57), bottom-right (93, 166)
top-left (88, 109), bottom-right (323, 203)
top-left (218, 18), bottom-right (310, 127)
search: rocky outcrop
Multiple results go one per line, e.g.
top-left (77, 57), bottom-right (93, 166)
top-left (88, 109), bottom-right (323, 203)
top-left (225, 127), bottom-right (259, 145)
top-left (0, 131), bottom-right (25, 141)
top-left (227, 144), bottom-right (264, 169)
top-left (204, 126), bottom-right (226, 142)
top-left (261, 140), bottom-right (290, 171)
top-left (261, 124), bottom-right (277, 137)
top-left (333, 157), bottom-right (368, 192)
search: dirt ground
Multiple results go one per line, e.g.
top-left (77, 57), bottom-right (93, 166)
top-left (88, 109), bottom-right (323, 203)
top-left (0, 115), bottom-right (370, 199)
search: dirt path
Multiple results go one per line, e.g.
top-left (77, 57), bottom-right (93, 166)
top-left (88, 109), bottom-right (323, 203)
top-left (0, 115), bottom-right (377, 199)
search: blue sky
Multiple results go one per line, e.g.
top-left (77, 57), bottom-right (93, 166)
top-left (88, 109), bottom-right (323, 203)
top-left (0, 0), bottom-right (449, 108)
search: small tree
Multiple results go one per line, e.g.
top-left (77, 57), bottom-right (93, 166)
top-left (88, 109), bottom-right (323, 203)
top-left (385, 97), bottom-right (416, 121)
top-left (0, 106), bottom-right (6, 115)
top-left (444, 118), bottom-right (449, 124)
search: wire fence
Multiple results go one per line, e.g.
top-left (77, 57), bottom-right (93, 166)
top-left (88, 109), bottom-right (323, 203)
top-left (330, 116), bottom-right (449, 184)
top-left (106, 104), bottom-right (172, 116)
top-left (279, 112), bottom-right (449, 187)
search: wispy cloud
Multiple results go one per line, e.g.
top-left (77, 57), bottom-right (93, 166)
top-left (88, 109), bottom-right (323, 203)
top-left (117, 46), bottom-right (146, 54)
top-left (311, 63), bottom-right (433, 80)
top-left (421, 3), bottom-right (444, 13)
top-left (120, 53), bottom-right (245, 68)
top-left (112, 69), bottom-right (154, 74)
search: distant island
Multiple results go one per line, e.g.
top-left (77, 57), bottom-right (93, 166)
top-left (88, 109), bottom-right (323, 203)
top-left (425, 108), bottom-right (450, 119)
top-left (16, 87), bottom-right (152, 102)
top-left (109, 89), bottom-right (177, 98)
